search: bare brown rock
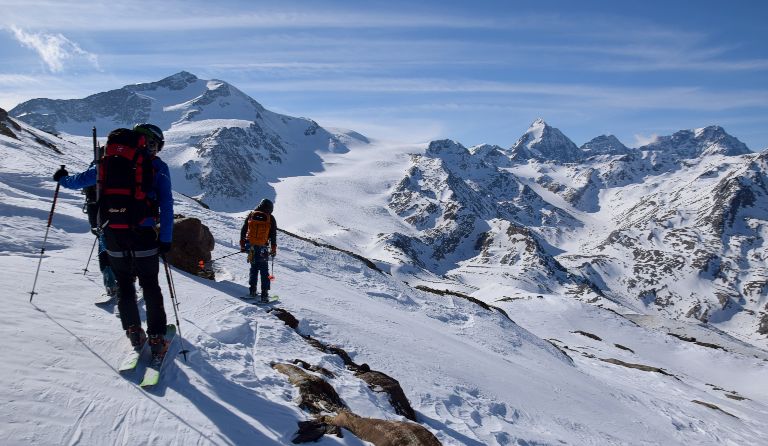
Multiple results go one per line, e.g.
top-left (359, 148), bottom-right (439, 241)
top-left (272, 363), bottom-right (346, 414)
top-left (166, 216), bottom-right (215, 277)
top-left (323, 411), bottom-right (441, 446)
top-left (354, 364), bottom-right (417, 421)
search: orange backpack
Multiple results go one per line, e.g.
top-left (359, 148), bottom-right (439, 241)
top-left (246, 211), bottom-right (271, 246)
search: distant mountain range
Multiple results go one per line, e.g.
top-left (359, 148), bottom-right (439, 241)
top-left (386, 119), bottom-right (766, 342)
top-left (9, 72), bottom-right (768, 343)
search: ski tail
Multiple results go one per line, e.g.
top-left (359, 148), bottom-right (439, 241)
top-left (139, 324), bottom-right (177, 387)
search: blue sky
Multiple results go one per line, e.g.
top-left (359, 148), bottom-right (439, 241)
top-left (1, 0), bottom-right (767, 149)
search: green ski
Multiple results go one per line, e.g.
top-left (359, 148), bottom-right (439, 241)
top-left (118, 339), bottom-right (147, 372)
top-left (139, 324), bottom-right (177, 388)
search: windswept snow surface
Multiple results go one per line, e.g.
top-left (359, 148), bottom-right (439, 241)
top-left (2, 127), bottom-right (768, 445)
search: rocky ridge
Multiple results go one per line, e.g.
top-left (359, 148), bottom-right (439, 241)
top-left (386, 119), bottom-right (767, 340)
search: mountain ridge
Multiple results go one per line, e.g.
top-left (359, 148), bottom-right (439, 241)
top-left (8, 73), bottom-right (767, 343)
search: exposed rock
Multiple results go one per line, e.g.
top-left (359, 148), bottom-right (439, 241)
top-left (272, 362), bottom-right (347, 414)
top-left (270, 307), bottom-right (419, 421)
top-left (580, 135), bottom-right (630, 157)
top-left (573, 330), bottom-right (602, 341)
top-left (760, 313), bottom-right (768, 335)
top-left (322, 411), bottom-right (442, 446)
top-left (166, 216), bottom-right (215, 277)
top-left (292, 420), bottom-right (342, 443)
top-left (293, 359), bottom-right (335, 379)
top-left (0, 107), bottom-right (18, 139)
top-left (353, 364), bottom-right (416, 421)
top-left (667, 333), bottom-right (727, 351)
top-left (691, 400), bottom-right (738, 418)
top-left (599, 358), bottom-right (677, 378)
top-left (270, 307), bottom-right (299, 329)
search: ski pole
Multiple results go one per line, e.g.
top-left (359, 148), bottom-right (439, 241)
top-left (29, 165), bottom-right (65, 302)
top-left (82, 236), bottom-right (98, 275)
top-left (161, 254), bottom-right (189, 362)
top-left (83, 220), bottom-right (108, 275)
top-left (209, 250), bottom-right (242, 263)
top-left (198, 250), bottom-right (242, 272)
top-left (269, 256), bottom-right (275, 281)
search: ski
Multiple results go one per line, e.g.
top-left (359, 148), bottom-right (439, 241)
top-left (240, 295), bottom-right (279, 304)
top-left (139, 324), bottom-right (177, 388)
top-left (94, 292), bottom-right (116, 305)
top-left (118, 338), bottom-right (147, 372)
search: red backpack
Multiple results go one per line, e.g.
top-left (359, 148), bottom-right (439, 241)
top-left (97, 128), bottom-right (157, 230)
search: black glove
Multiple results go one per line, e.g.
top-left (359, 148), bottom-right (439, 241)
top-left (53, 167), bottom-right (69, 182)
top-left (158, 241), bottom-right (172, 255)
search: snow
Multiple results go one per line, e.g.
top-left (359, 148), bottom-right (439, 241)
top-left (2, 121), bottom-right (768, 445)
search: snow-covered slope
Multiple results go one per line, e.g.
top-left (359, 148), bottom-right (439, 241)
top-left (3, 111), bottom-right (768, 446)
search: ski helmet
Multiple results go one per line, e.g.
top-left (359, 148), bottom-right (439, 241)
top-left (133, 123), bottom-right (165, 151)
top-left (257, 198), bottom-right (274, 213)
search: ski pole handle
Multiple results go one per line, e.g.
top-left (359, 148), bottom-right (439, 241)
top-left (47, 165), bottom-right (65, 227)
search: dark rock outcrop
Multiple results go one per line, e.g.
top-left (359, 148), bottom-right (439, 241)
top-left (353, 364), bottom-right (416, 421)
top-left (321, 411), bottom-right (442, 446)
top-left (0, 107), bottom-right (18, 139)
top-left (269, 307), bottom-right (418, 421)
top-left (166, 216), bottom-right (215, 277)
top-left (272, 362), bottom-right (347, 414)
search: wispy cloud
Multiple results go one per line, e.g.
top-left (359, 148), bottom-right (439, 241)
top-left (633, 133), bottom-right (660, 147)
top-left (7, 26), bottom-right (100, 72)
top-left (0, 3), bottom-right (498, 32)
top-left (234, 77), bottom-right (768, 111)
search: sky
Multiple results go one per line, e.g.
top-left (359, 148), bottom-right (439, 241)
top-left (0, 0), bottom-right (767, 149)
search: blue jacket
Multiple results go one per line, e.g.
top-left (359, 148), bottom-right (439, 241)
top-left (60, 158), bottom-right (174, 243)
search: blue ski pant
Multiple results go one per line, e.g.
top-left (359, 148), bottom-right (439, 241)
top-left (249, 246), bottom-right (270, 292)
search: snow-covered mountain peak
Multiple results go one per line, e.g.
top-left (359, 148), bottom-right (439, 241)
top-left (640, 125), bottom-right (751, 158)
top-left (9, 71), bottom-right (270, 135)
top-left (425, 139), bottom-right (469, 158)
top-left (509, 118), bottom-right (583, 163)
top-left (128, 70), bottom-right (199, 92)
top-left (10, 72), bottom-right (360, 211)
top-left (580, 134), bottom-right (631, 157)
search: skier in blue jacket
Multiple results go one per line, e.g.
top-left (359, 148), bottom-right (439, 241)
top-left (53, 124), bottom-right (173, 356)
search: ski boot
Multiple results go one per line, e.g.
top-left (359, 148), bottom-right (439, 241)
top-left (148, 333), bottom-right (169, 362)
top-left (260, 290), bottom-right (269, 304)
top-left (249, 286), bottom-right (258, 298)
top-left (126, 326), bottom-right (146, 349)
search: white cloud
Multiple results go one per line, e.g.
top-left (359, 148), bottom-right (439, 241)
top-left (8, 26), bottom-right (100, 73)
top-left (633, 133), bottom-right (659, 147)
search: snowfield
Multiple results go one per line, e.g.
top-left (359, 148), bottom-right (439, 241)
top-left (1, 121), bottom-right (768, 446)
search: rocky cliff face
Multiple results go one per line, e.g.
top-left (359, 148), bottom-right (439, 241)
top-left (385, 124), bottom-right (766, 339)
top-left (387, 139), bottom-right (581, 291)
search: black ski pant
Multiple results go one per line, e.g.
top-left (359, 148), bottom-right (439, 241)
top-left (105, 228), bottom-right (167, 336)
